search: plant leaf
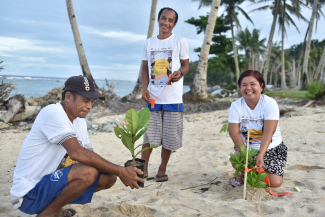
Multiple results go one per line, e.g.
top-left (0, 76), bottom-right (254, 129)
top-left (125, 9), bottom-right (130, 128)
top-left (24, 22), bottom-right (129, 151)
top-left (114, 127), bottom-right (131, 140)
top-left (134, 124), bottom-right (151, 143)
top-left (257, 172), bottom-right (266, 181)
top-left (256, 182), bottom-right (268, 188)
top-left (125, 108), bottom-right (140, 136)
top-left (134, 145), bottom-right (158, 158)
top-left (136, 108), bottom-right (151, 134)
top-left (134, 140), bottom-right (153, 150)
top-left (121, 134), bottom-right (134, 155)
top-left (234, 169), bottom-right (239, 178)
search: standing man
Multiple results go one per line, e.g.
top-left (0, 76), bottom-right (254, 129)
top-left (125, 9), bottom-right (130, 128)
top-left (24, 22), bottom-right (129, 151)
top-left (141, 7), bottom-right (189, 182)
top-left (10, 75), bottom-right (144, 217)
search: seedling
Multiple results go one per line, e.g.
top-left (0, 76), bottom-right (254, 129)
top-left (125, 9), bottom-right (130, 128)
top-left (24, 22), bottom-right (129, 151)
top-left (114, 108), bottom-right (158, 166)
top-left (219, 123), bottom-right (229, 133)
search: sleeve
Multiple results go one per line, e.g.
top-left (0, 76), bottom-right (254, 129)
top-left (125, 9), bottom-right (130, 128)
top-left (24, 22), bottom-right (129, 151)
top-left (228, 102), bottom-right (240, 123)
top-left (142, 40), bottom-right (148, 61)
top-left (180, 38), bottom-right (189, 60)
top-left (41, 109), bottom-right (76, 146)
top-left (264, 98), bottom-right (279, 120)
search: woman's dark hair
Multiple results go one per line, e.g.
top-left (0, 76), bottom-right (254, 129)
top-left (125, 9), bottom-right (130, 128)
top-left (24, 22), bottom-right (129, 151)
top-left (158, 7), bottom-right (178, 23)
top-left (238, 70), bottom-right (265, 93)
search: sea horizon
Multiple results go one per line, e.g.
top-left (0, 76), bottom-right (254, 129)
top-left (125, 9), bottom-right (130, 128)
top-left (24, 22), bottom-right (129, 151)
top-left (0, 74), bottom-right (191, 98)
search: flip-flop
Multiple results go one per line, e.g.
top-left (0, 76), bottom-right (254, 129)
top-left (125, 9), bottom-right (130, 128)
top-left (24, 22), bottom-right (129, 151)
top-left (155, 174), bottom-right (168, 182)
top-left (55, 208), bottom-right (76, 217)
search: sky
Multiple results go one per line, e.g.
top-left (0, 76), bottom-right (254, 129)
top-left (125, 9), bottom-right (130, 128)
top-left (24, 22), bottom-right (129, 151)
top-left (1, 0), bottom-right (324, 81)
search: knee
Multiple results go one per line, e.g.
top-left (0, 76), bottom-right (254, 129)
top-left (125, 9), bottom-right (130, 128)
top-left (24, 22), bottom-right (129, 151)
top-left (83, 166), bottom-right (98, 185)
top-left (106, 175), bottom-right (117, 189)
top-left (270, 180), bottom-right (283, 188)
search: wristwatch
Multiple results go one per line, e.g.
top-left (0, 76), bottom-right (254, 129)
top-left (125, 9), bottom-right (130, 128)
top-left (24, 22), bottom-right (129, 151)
top-left (180, 69), bottom-right (184, 78)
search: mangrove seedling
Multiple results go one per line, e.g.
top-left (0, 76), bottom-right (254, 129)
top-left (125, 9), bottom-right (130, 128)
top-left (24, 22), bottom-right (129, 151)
top-left (114, 108), bottom-right (158, 166)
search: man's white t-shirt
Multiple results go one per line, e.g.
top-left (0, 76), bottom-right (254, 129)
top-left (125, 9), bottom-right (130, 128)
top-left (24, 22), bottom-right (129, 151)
top-left (142, 34), bottom-right (189, 104)
top-left (228, 95), bottom-right (282, 150)
top-left (10, 103), bottom-right (92, 199)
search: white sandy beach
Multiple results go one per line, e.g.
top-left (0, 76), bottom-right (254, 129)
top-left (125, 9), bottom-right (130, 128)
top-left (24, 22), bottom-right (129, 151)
top-left (1, 104), bottom-right (325, 217)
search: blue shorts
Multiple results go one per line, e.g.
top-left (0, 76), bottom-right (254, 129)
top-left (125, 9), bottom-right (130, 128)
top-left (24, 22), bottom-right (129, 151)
top-left (19, 165), bottom-right (101, 215)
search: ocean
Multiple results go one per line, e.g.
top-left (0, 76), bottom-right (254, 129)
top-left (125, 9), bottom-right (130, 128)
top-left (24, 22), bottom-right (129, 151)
top-left (0, 75), bottom-right (191, 98)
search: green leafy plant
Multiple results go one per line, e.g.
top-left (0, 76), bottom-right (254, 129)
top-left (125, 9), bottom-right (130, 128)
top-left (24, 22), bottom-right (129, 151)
top-left (219, 123), bottom-right (229, 133)
top-left (306, 80), bottom-right (325, 100)
top-left (247, 170), bottom-right (267, 189)
top-left (229, 146), bottom-right (267, 189)
top-left (114, 108), bottom-right (158, 166)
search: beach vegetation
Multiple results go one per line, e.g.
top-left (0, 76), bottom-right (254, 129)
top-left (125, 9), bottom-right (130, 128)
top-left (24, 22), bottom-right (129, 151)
top-left (264, 90), bottom-right (308, 100)
top-left (229, 146), bottom-right (267, 189)
top-left (306, 80), bottom-right (325, 99)
top-left (114, 108), bottom-right (158, 166)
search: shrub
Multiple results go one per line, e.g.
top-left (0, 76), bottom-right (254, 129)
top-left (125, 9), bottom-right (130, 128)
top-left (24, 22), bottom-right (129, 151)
top-left (306, 81), bottom-right (325, 100)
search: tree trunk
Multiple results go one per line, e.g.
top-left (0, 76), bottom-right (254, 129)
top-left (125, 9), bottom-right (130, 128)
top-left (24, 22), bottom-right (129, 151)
top-left (274, 63), bottom-right (281, 89)
top-left (230, 22), bottom-right (241, 93)
top-left (314, 46), bottom-right (325, 81)
top-left (0, 95), bottom-right (25, 123)
top-left (296, 26), bottom-right (309, 88)
top-left (320, 51), bottom-right (325, 84)
top-left (301, 0), bottom-right (318, 90)
top-left (191, 0), bottom-right (221, 98)
top-left (291, 58), bottom-right (296, 89)
top-left (128, 0), bottom-right (158, 100)
top-left (261, 0), bottom-right (281, 86)
top-left (281, 0), bottom-right (287, 90)
top-left (252, 51), bottom-right (255, 70)
top-left (66, 0), bottom-right (98, 88)
top-left (269, 61), bottom-right (274, 85)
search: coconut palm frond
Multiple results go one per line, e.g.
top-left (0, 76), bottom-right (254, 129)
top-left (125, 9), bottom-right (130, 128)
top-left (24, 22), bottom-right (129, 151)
top-left (285, 12), bottom-right (300, 33)
top-left (237, 6), bottom-right (254, 25)
top-left (192, 0), bottom-right (213, 9)
top-left (249, 5), bottom-right (269, 13)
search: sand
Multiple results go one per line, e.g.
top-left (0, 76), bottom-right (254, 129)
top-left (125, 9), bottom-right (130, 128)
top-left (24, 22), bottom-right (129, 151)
top-left (1, 105), bottom-right (325, 217)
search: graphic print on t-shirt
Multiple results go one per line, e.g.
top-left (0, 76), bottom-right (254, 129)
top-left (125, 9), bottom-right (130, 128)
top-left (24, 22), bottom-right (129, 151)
top-left (150, 47), bottom-right (173, 85)
top-left (240, 116), bottom-right (264, 145)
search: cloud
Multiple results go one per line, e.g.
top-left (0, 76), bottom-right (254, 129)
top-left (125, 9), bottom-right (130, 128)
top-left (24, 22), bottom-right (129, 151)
top-left (0, 37), bottom-right (64, 53)
top-left (80, 26), bottom-right (146, 42)
top-left (0, 52), bottom-right (13, 57)
top-left (20, 57), bottom-right (46, 62)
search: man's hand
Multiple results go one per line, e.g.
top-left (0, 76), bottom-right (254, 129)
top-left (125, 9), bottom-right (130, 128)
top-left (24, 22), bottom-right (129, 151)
top-left (142, 89), bottom-right (151, 104)
top-left (170, 71), bottom-right (182, 83)
top-left (255, 153), bottom-right (264, 169)
top-left (119, 167), bottom-right (145, 189)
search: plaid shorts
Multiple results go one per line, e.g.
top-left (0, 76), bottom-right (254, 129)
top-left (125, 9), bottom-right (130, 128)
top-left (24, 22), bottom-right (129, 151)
top-left (143, 111), bottom-right (183, 151)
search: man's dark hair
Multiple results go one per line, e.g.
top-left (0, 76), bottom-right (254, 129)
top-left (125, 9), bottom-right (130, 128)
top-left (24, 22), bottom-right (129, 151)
top-left (62, 90), bottom-right (78, 101)
top-left (158, 7), bottom-right (178, 23)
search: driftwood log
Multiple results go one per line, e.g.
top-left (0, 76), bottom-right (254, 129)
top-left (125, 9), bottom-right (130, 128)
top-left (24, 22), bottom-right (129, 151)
top-left (0, 94), bottom-right (26, 123)
top-left (10, 109), bottom-right (41, 122)
top-left (207, 85), bottom-right (221, 94)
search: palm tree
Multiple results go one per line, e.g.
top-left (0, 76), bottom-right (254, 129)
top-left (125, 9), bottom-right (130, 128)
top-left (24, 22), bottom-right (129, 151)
top-left (269, 41), bottom-right (281, 84)
top-left (66, 0), bottom-right (98, 88)
top-left (252, 0), bottom-right (307, 89)
top-left (194, 0), bottom-right (254, 93)
top-left (250, 29), bottom-right (266, 70)
top-left (127, 0), bottom-right (158, 100)
top-left (236, 28), bottom-right (266, 70)
top-left (301, 0), bottom-right (320, 89)
top-left (191, 0), bottom-right (222, 98)
top-left (236, 27), bottom-right (252, 69)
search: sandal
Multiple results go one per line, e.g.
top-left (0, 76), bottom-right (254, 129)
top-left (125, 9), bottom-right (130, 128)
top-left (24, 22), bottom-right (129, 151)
top-left (55, 209), bottom-right (76, 217)
top-left (155, 174), bottom-right (168, 182)
top-left (231, 172), bottom-right (244, 187)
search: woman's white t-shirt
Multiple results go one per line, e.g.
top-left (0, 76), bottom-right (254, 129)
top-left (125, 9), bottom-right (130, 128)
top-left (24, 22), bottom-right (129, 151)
top-left (228, 94), bottom-right (282, 150)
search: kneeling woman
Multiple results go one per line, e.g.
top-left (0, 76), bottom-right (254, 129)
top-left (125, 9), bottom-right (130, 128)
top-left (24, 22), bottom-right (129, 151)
top-left (228, 70), bottom-right (287, 188)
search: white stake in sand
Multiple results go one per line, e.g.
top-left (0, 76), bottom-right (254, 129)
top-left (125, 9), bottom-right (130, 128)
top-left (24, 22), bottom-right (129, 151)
top-left (243, 129), bottom-right (250, 200)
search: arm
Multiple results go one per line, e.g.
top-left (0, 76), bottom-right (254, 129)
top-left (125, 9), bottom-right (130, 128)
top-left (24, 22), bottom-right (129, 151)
top-left (228, 123), bottom-right (245, 151)
top-left (170, 59), bottom-right (189, 82)
top-left (255, 120), bottom-right (278, 169)
top-left (62, 137), bottom-right (144, 189)
top-left (141, 60), bottom-right (151, 104)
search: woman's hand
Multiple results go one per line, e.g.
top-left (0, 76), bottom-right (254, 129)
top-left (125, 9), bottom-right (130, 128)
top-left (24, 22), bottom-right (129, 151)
top-left (255, 153), bottom-right (264, 169)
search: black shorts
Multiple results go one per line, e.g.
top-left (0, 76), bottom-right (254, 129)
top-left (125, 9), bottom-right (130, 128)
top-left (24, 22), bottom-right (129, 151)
top-left (234, 142), bottom-right (287, 177)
